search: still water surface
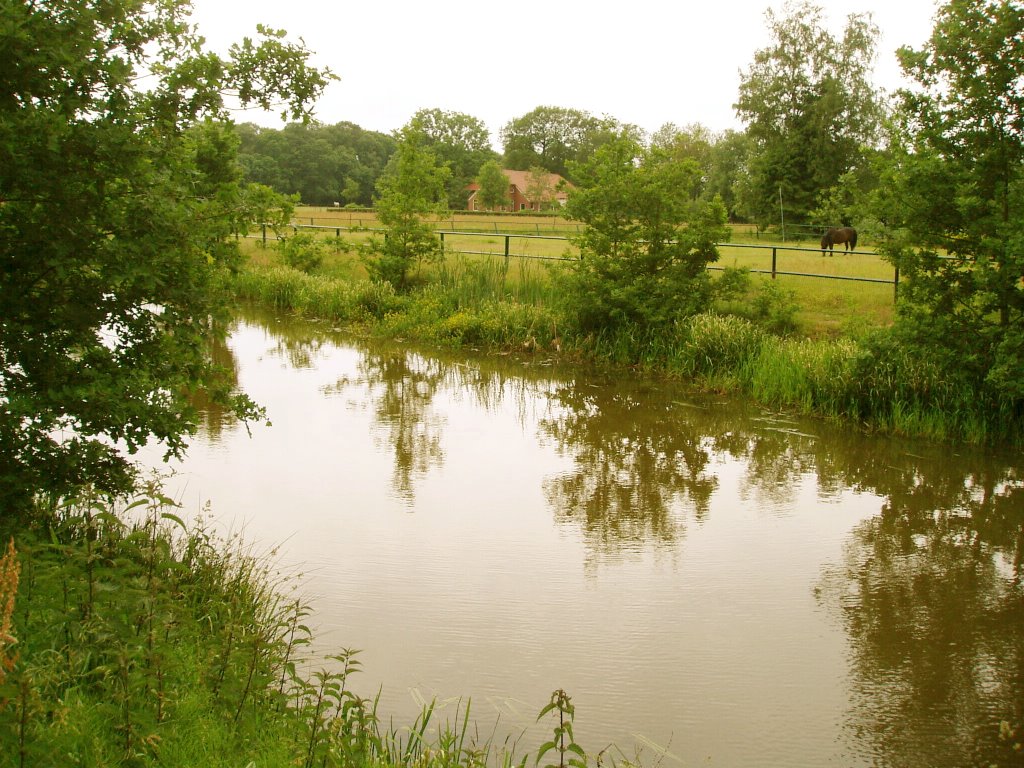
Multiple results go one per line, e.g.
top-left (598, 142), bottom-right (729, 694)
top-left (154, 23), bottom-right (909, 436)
top-left (145, 309), bottom-right (1023, 767)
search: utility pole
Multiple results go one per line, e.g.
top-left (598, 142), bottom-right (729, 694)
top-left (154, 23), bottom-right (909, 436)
top-left (779, 185), bottom-right (786, 242)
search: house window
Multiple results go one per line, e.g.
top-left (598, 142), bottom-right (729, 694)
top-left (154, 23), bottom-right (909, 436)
top-left (520, 203), bottom-right (526, 210)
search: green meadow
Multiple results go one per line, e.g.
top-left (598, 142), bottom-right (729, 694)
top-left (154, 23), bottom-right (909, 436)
top-left (251, 208), bottom-right (898, 340)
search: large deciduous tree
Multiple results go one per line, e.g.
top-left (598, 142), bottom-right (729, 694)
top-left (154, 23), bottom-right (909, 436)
top-left (559, 134), bottom-right (730, 333)
top-left (409, 108), bottom-right (498, 209)
top-left (873, 0), bottom-right (1024, 409)
top-left (705, 129), bottom-right (755, 223)
top-left (649, 122), bottom-right (716, 202)
top-left (651, 124), bottom-right (755, 222)
top-left (0, 0), bottom-right (334, 512)
top-left (734, 0), bottom-right (882, 227)
top-left (500, 106), bottom-right (634, 181)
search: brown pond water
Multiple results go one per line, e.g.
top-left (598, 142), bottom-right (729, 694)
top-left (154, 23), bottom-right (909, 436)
top-left (143, 308), bottom-right (1024, 767)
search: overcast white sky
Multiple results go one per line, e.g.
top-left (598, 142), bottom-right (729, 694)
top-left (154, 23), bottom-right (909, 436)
top-left (186, 0), bottom-right (941, 144)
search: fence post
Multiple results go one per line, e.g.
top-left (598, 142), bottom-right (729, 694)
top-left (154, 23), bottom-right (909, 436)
top-left (771, 247), bottom-right (777, 280)
top-left (439, 231), bottom-right (445, 253)
top-left (262, 224), bottom-right (266, 246)
top-left (894, 265), bottom-right (900, 303)
top-left (504, 235), bottom-right (511, 269)
top-left (336, 228), bottom-right (341, 238)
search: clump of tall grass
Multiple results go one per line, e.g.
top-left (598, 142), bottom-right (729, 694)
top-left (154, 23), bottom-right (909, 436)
top-left (376, 282), bottom-right (563, 352)
top-left (0, 489), bottom-right (307, 766)
top-left (233, 265), bottom-right (407, 323)
top-left (433, 255), bottom-right (510, 308)
top-left (843, 330), bottom-right (1007, 442)
top-left (432, 254), bottom-right (563, 311)
top-left (671, 314), bottom-right (767, 383)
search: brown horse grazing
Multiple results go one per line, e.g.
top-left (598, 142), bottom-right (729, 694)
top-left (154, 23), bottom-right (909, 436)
top-left (820, 227), bottom-right (857, 256)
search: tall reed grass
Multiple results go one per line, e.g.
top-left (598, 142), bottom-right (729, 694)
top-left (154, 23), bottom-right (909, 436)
top-left (234, 263), bottom-right (564, 354)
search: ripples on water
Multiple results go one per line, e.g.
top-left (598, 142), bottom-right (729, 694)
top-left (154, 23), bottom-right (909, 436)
top-left (146, 310), bottom-right (1024, 768)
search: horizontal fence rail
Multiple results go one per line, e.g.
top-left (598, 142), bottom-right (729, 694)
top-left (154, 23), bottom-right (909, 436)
top-left (252, 223), bottom-right (903, 303)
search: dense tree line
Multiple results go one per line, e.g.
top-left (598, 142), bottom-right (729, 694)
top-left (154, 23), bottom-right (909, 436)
top-left (233, 1), bottom-right (885, 226)
top-left (236, 109), bottom-right (756, 220)
top-left (236, 121), bottom-right (397, 207)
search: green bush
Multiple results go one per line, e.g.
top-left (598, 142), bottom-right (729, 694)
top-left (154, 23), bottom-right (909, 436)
top-left (277, 232), bottom-right (328, 273)
top-left (752, 280), bottom-right (800, 336)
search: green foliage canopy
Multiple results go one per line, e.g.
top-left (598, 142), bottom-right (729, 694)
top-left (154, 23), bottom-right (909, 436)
top-left (734, 0), bottom-right (882, 225)
top-left (475, 160), bottom-right (511, 211)
top-left (0, 0), bottom-right (334, 511)
top-left (500, 106), bottom-right (638, 181)
top-left (235, 121), bottom-right (396, 206)
top-left (874, 0), bottom-right (1024, 406)
top-left (560, 135), bottom-right (730, 333)
top-left (410, 108), bottom-right (499, 209)
top-left (365, 121), bottom-right (450, 290)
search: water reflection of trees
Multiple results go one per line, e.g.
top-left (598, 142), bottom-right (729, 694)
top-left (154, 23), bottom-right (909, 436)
top-left (349, 351), bottom-right (556, 503)
top-left (539, 382), bottom-right (721, 554)
top-left (190, 327), bottom-right (243, 442)
top-left (817, 458), bottom-right (1024, 767)
top-left (355, 350), bottom-right (447, 502)
top-left (539, 373), bottom-right (1024, 761)
top-left (226, 308), bottom-right (1024, 762)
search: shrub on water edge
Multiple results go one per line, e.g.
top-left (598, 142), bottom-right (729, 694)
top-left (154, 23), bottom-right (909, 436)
top-left (849, 330), bottom-right (940, 406)
top-left (841, 328), bottom-right (1024, 442)
top-left (277, 232), bottom-right (332, 274)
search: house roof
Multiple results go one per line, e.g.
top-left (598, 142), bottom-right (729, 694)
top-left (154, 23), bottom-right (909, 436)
top-left (502, 169), bottom-right (572, 199)
top-left (467, 169), bottom-right (573, 200)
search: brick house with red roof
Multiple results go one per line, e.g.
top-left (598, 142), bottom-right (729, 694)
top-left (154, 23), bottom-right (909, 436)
top-left (466, 169), bottom-right (572, 212)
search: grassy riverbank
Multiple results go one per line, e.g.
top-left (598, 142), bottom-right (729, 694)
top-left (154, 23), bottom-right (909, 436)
top-left (249, 212), bottom-right (898, 340)
top-left (230, 259), bottom-right (1022, 446)
top-left (0, 491), bottom-right (584, 768)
